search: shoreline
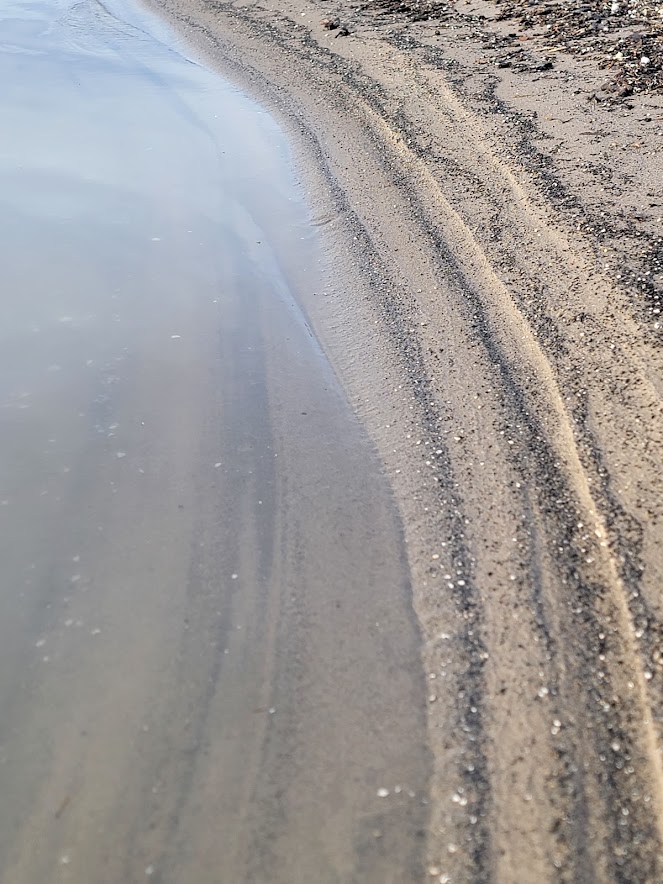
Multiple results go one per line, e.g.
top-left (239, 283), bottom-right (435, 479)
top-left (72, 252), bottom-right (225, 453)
top-left (137, 0), bottom-right (663, 878)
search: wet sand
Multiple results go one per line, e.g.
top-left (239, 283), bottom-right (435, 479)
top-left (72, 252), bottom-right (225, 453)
top-left (0, 2), bottom-right (430, 881)
top-left (137, 0), bottom-right (663, 880)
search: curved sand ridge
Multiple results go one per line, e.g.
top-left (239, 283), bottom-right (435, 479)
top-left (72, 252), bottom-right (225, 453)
top-left (139, 0), bottom-right (663, 878)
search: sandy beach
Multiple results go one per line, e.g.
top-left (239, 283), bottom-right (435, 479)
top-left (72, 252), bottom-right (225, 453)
top-left (1, 0), bottom-right (661, 878)
top-left (137, 0), bottom-right (663, 879)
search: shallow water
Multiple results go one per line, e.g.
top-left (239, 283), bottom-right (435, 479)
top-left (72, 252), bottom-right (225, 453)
top-left (0, 1), bottom-right (430, 880)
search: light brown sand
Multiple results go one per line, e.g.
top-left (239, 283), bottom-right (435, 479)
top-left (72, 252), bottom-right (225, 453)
top-left (141, 0), bottom-right (663, 879)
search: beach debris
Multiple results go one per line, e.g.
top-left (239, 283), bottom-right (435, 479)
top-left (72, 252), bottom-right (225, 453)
top-left (362, 0), bottom-right (662, 96)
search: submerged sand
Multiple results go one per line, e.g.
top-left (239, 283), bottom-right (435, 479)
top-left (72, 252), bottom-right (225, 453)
top-left (140, 0), bottom-right (663, 879)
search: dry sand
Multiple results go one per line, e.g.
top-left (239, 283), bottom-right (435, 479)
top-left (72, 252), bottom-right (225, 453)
top-left (141, 0), bottom-right (663, 878)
